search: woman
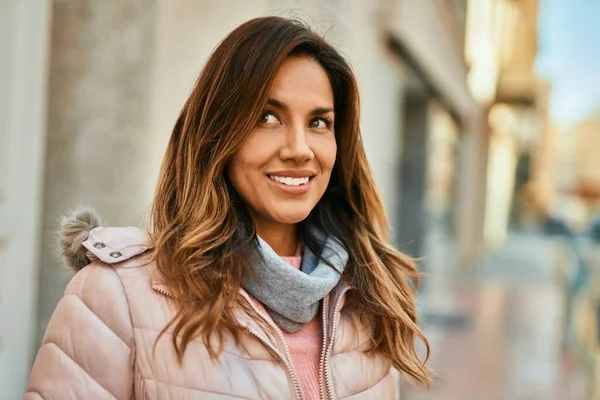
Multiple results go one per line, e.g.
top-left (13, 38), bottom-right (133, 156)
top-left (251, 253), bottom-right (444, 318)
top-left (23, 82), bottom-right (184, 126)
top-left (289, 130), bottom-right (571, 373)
top-left (26, 16), bottom-right (430, 399)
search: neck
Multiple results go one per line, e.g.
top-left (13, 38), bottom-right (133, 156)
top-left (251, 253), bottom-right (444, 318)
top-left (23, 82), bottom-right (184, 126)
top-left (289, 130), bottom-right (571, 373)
top-left (255, 222), bottom-right (298, 257)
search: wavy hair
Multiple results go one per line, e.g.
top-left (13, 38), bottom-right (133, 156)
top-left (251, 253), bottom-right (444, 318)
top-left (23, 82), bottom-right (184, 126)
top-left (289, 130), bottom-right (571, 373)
top-left (151, 16), bottom-right (430, 386)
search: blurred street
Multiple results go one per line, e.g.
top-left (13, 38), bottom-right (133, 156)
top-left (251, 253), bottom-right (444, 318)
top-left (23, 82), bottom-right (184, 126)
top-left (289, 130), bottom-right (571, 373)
top-left (404, 230), bottom-right (588, 400)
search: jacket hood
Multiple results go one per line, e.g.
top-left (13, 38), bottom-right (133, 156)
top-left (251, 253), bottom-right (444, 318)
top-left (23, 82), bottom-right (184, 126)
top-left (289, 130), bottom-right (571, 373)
top-left (59, 207), bottom-right (102, 272)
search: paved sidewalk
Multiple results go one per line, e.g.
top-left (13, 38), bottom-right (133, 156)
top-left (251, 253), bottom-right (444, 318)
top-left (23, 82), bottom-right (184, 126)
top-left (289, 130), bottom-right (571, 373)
top-left (402, 231), bottom-right (588, 400)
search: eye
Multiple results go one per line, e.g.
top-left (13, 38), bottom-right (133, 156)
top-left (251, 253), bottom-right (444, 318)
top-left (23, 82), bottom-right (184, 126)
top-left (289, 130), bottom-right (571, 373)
top-left (259, 111), bottom-right (281, 125)
top-left (309, 117), bottom-right (333, 130)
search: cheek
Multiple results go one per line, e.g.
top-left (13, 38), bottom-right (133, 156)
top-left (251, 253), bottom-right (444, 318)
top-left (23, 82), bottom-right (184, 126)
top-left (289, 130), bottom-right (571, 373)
top-left (229, 141), bottom-right (263, 179)
top-left (226, 157), bottom-right (242, 194)
top-left (227, 150), bottom-right (254, 196)
top-left (227, 137), bottom-right (273, 196)
top-left (232, 133), bottom-right (276, 171)
top-left (316, 137), bottom-right (337, 172)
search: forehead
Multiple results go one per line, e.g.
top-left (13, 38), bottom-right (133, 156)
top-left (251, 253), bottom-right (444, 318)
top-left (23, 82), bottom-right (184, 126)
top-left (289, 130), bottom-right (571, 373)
top-left (269, 56), bottom-right (334, 107)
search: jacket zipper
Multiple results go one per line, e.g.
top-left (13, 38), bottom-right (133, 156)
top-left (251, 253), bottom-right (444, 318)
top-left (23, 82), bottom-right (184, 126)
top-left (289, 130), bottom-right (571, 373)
top-left (151, 284), bottom-right (305, 399)
top-left (238, 290), bottom-right (304, 400)
top-left (152, 285), bottom-right (176, 298)
top-left (321, 286), bottom-right (351, 400)
top-left (319, 295), bottom-right (329, 400)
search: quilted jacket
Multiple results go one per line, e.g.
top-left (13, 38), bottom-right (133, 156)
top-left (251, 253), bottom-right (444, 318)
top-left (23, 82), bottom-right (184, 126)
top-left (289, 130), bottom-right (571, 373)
top-left (25, 211), bottom-right (401, 399)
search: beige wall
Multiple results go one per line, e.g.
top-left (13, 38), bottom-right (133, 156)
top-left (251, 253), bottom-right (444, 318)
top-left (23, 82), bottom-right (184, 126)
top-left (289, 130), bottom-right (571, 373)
top-left (145, 0), bottom-right (272, 201)
top-left (343, 1), bottom-right (407, 233)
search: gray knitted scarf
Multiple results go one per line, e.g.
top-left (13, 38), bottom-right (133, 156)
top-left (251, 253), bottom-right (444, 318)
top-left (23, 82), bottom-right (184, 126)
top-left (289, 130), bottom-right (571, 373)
top-left (242, 230), bottom-right (349, 333)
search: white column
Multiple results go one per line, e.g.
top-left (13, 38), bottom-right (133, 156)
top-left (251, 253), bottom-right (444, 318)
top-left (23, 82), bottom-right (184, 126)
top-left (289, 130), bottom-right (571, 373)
top-left (0, 0), bottom-right (51, 398)
top-left (35, 0), bottom-right (159, 358)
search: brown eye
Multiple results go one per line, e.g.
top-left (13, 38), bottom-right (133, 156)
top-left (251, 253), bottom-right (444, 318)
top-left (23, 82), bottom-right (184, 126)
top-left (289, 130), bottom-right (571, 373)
top-left (260, 111), bottom-right (280, 125)
top-left (309, 118), bottom-right (331, 130)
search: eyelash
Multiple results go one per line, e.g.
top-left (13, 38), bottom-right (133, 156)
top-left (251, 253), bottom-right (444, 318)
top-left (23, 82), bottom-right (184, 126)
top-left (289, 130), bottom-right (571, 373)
top-left (259, 111), bottom-right (277, 125)
top-left (314, 116), bottom-right (333, 129)
top-left (260, 111), bottom-right (333, 129)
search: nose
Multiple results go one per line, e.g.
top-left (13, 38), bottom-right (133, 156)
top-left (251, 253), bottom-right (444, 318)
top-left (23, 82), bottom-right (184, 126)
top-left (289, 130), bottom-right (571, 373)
top-left (279, 124), bottom-right (314, 163)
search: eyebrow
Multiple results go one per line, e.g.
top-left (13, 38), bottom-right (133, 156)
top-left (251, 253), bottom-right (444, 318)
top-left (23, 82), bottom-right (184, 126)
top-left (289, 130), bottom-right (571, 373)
top-left (267, 98), bottom-right (334, 116)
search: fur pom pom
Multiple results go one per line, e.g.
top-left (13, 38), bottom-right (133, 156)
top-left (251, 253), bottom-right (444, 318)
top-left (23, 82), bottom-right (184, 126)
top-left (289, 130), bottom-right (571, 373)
top-left (58, 206), bottom-right (102, 271)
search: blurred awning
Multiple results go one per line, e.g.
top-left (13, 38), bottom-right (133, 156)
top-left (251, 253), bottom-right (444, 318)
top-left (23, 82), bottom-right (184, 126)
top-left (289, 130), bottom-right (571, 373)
top-left (575, 178), bottom-right (600, 201)
top-left (495, 73), bottom-right (537, 106)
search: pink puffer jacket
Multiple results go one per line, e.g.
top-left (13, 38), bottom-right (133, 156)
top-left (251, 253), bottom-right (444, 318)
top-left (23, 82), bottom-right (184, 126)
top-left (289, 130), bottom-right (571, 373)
top-left (25, 214), bottom-right (401, 399)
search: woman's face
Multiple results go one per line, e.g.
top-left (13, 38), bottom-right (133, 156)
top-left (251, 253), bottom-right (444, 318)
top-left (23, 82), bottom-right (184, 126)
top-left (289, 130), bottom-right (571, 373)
top-left (228, 56), bottom-right (337, 230)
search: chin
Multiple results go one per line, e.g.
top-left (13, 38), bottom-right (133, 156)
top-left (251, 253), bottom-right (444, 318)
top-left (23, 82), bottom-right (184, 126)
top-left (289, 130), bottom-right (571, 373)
top-left (271, 209), bottom-right (312, 225)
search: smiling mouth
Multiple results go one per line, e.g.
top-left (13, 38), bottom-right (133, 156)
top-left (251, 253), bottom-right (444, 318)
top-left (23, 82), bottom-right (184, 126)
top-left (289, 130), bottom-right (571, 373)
top-left (268, 175), bottom-right (312, 186)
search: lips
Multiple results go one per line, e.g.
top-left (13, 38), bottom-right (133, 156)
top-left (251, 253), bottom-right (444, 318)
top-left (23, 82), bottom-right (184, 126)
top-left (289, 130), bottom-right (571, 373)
top-left (268, 175), bottom-right (310, 186)
top-left (265, 169), bottom-right (316, 187)
top-left (265, 170), bottom-right (315, 195)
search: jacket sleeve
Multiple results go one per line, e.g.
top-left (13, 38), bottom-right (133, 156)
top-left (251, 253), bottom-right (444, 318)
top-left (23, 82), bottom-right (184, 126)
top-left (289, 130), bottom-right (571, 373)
top-left (25, 264), bottom-right (135, 400)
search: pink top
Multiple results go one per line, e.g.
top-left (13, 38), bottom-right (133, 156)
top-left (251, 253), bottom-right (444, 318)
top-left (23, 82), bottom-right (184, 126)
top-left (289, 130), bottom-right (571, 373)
top-left (280, 254), bottom-right (322, 400)
top-left (252, 250), bottom-right (322, 400)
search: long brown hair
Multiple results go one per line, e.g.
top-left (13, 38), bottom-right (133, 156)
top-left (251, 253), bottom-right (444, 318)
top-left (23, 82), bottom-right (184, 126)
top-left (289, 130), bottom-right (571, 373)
top-left (151, 16), bottom-right (430, 385)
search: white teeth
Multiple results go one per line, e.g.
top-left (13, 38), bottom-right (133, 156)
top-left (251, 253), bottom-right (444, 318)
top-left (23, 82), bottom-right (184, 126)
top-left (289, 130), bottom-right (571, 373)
top-left (269, 175), bottom-right (310, 186)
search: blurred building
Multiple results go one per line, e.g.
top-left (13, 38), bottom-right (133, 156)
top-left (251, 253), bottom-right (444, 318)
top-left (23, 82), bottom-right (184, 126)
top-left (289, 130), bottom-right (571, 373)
top-left (527, 80), bottom-right (558, 219)
top-left (0, 0), bottom-right (491, 397)
top-left (464, 0), bottom-right (550, 247)
top-left (568, 113), bottom-right (600, 216)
